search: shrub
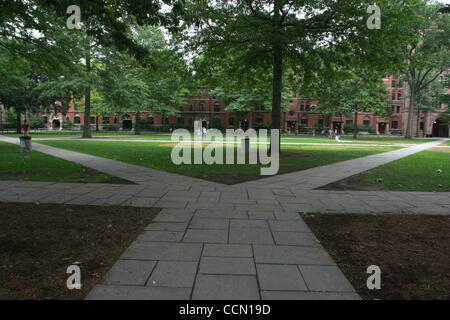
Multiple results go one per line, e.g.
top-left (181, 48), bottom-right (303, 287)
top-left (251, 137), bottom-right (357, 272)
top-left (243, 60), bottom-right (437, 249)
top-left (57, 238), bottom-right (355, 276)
top-left (63, 120), bottom-right (74, 130)
top-left (102, 124), bottom-right (120, 131)
top-left (28, 117), bottom-right (45, 129)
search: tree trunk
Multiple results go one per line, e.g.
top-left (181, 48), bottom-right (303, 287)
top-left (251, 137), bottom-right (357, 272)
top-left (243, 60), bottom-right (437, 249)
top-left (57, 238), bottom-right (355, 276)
top-left (16, 113), bottom-right (21, 134)
top-left (415, 106), bottom-right (421, 138)
top-left (82, 50), bottom-right (92, 139)
top-left (95, 116), bottom-right (99, 132)
top-left (405, 85), bottom-right (415, 139)
top-left (423, 111), bottom-right (428, 138)
top-left (271, 42), bottom-right (282, 152)
top-left (353, 110), bottom-right (359, 139)
top-left (135, 112), bottom-right (141, 135)
top-left (248, 110), bottom-right (253, 129)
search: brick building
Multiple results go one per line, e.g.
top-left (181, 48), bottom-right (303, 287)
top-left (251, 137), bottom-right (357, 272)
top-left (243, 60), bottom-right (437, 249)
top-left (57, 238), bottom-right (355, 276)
top-left (37, 76), bottom-right (449, 137)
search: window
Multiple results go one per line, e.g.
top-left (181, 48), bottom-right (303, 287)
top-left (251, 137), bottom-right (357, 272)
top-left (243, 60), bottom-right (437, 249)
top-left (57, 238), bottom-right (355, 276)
top-left (189, 104), bottom-right (193, 112)
top-left (397, 92), bottom-right (402, 100)
top-left (396, 106), bottom-right (401, 113)
top-left (300, 105), bottom-right (304, 111)
top-left (420, 122), bottom-right (424, 130)
top-left (42, 116), bottom-right (48, 124)
top-left (74, 114), bottom-right (81, 124)
top-left (363, 120), bottom-right (370, 126)
top-left (178, 116), bottom-right (184, 125)
top-left (90, 116), bottom-right (95, 124)
top-left (289, 111), bottom-right (295, 116)
top-left (346, 120), bottom-right (353, 125)
top-left (163, 117), bottom-right (169, 125)
top-left (229, 117), bottom-right (235, 126)
top-left (147, 116), bottom-right (154, 125)
top-left (102, 115), bottom-right (110, 124)
top-left (301, 119), bottom-right (308, 126)
top-left (305, 105), bottom-right (310, 111)
top-left (214, 102), bottom-right (221, 112)
top-left (392, 80), bottom-right (396, 88)
top-left (398, 80), bottom-right (403, 88)
top-left (318, 119), bottom-right (324, 126)
top-left (392, 92), bottom-right (396, 100)
top-left (113, 117), bottom-right (119, 124)
top-left (199, 102), bottom-right (205, 112)
top-left (391, 121), bottom-right (399, 129)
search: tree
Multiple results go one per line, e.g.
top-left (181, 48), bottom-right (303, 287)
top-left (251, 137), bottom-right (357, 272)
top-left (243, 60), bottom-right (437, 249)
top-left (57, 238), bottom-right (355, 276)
top-left (402, 3), bottom-right (450, 139)
top-left (98, 26), bottom-right (190, 135)
top-left (300, 64), bottom-right (390, 139)
top-left (175, 0), bottom-right (422, 149)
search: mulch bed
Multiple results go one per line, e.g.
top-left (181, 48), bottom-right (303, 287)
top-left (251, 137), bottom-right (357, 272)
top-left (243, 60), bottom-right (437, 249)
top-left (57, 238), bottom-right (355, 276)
top-left (302, 213), bottom-right (450, 300)
top-left (0, 202), bottom-right (159, 300)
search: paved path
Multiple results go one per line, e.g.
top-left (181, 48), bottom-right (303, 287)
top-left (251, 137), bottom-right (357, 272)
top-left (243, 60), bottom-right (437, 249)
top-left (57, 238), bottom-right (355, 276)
top-left (0, 135), bottom-right (448, 300)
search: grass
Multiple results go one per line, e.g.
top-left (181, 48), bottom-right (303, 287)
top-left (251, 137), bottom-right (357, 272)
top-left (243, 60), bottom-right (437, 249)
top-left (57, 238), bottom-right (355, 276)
top-left (302, 213), bottom-right (450, 300)
top-left (2, 131), bottom-right (437, 145)
top-left (322, 150), bottom-right (450, 192)
top-left (0, 141), bottom-right (128, 184)
top-left (37, 140), bottom-right (400, 184)
top-left (0, 202), bottom-right (159, 299)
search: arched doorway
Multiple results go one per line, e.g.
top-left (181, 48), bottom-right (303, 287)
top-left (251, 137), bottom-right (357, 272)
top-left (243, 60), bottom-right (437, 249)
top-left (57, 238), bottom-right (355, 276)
top-left (241, 119), bottom-right (249, 131)
top-left (432, 118), bottom-right (449, 137)
top-left (122, 114), bottom-right (132, 130)
top-left (52, 118), bottom-right (61, 130)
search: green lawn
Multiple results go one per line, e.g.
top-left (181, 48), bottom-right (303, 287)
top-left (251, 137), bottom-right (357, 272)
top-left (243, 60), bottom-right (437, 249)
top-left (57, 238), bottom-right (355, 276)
top-left (330, 150), bottom-right (450, 192)
top-left (2, 131), bottom-right (436, 145)
top-left (0, 141), bottom-right (124, 183)
top-left (38, 140), bottom-right (400, 184)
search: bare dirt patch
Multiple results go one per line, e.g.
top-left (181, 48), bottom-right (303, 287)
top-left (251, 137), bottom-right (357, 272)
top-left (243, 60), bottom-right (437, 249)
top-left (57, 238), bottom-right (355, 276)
top-left (302, 213), bottom-right (450, 300)
top-left (319, 172), bottom-right (395, 191)
top-left (0, 202), bottom-right (159, 300)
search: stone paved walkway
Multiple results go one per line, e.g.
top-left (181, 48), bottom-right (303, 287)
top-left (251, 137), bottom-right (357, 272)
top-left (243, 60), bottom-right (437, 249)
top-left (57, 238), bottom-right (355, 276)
top-left (0, 135), bottom-right (448, 300)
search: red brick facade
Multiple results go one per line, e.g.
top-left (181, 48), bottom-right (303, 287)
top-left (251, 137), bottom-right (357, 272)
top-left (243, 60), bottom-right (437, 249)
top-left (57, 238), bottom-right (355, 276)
top-left (37, 76), bottom-right (449, 137)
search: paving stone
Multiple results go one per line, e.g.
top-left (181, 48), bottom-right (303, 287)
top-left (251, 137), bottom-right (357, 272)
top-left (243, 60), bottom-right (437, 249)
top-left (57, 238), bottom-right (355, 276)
top-left (229, 227), bottom-right (274, 245)
top-left (187, 202), bottom-right (235, 210)
top-left (260, 291), bottom-right (361, 300)
top-left (229, 219), bottom-right (269, 229)
top-left (85, 285), bottom-right (191, 300)
top-left (202, 244), bottom-right (253, 258)
top-left (136, 231), bottom-right (184, 242)
top-left (189, 218), bottom-right (229, 230)
top-left (121, 241), bottom-right (202, 261)
top-left (194, 209), bottom-right (248, 219)
top-left (199, 257), bottom-right (256, 275)
top-left (183, 229), bottom-right (228, 243)
top-left (122, 197), bottom-right (159, 207)
top-left (147, 261), bottom-right (198, 288)
top-left (298, 265), bottom-right (356, 292)
top-left (153, 209), bottom-right (194, 223)
top-left (154, 200), bottom-right (187, 209)
top-left (192, 275), bottom-right (260, 300)
top-left (145, 222), bottom-right (188, 232)
top-left (273, 211), bottom-right (302, 220)
top-left (248, 211), bottom-right (275, 220)
top-left (272, 231), bottom-right (320, 246)
top-left (256, 264), bottom-right (307, 291)
top-left (253, 245), bottom-right (336, 265)
top-left (269, 220), bottom-right (310, 232)
top-left (103, 260), bottom-right (156, 286)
